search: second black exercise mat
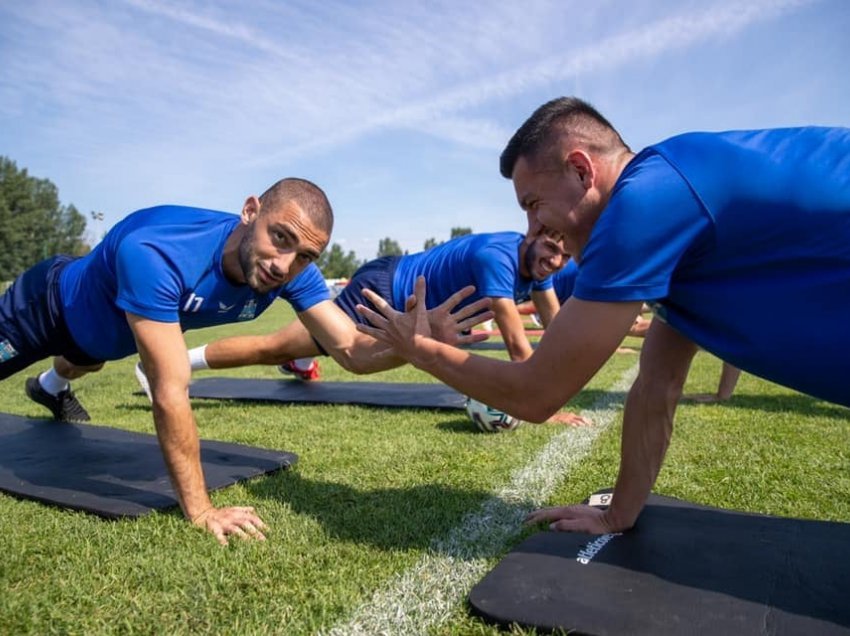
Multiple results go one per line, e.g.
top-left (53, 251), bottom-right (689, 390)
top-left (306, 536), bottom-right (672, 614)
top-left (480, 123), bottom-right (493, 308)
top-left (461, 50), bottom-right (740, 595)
top-left (188, 377), bottom-right (467, 410)
top-left (469, 491), bottom-right (850, 635)
top-left (0, 412), bottom-right (297, 518)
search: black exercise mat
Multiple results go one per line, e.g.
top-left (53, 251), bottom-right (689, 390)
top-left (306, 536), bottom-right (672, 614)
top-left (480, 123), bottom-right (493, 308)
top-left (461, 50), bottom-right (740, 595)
top-left (189, 377), bottom-right (467, 410)
top-left (0, 412), bottom-right (297, 518)
top-left (469, 490), bottom-right (850, 635)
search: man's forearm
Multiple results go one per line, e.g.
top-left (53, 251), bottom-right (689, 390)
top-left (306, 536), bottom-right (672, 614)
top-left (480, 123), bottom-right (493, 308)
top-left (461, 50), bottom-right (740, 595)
top-left (605, 375), bottom-right (674, 531)
top-left (151, 395), bottom-right (212, 520)
top-left (605, 320), bottom-right (698, 531)
top-left (408, 336), bottom-right (564, 421)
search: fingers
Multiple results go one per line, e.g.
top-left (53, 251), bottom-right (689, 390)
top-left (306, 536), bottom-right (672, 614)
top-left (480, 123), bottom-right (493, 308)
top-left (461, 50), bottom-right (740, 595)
top-left (196, 506), bottom-right (268, 545)
top-left (455, 331), bottom-right (491, 345)
top-left (452, 298), bottom-right (493, 321)
top-left (360, 288), bottom-right (396, 317)
top-left (547, 412), bottom-right (593, 427)
top-left (355, 321), bottom-right (391, 342)
top-left (456, 311), bottom-right (495, 333)
top-left (356, 303), bottom-right (390, 329)
top-left (436, 285), bottom-right (477, 312)
top-left (525, 504), bottom-right (615, 534)
top-left (413, 275), bottom-right (427, 304)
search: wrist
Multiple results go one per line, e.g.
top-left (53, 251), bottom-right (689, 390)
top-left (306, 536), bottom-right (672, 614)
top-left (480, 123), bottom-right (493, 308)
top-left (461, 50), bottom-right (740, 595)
top-left (189, 505), bottom-right (215, 525)
top-left (408, 334), bottom-right (439, 370)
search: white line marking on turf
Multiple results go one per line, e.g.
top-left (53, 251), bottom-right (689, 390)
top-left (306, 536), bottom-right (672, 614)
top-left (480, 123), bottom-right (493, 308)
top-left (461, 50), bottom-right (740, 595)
top-left (323, 362), bottom-right (639, 636)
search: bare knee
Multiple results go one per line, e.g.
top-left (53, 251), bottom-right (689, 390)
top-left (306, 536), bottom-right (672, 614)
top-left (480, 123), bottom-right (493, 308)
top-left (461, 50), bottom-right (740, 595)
top-left (54, 357), bottom-right (104, 379)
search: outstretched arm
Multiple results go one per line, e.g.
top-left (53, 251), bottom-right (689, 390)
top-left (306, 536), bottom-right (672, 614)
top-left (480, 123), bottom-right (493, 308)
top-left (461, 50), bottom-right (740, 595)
top-left (531, 288), bottom-right (560, 328)
top-left (525, 319), bottom-right (699, 533)
top-left (205, 285), bottom-right (494, 376)
top-left (491, 297), bottom-right (533, 362)
top-left (128, 313), bottom-right (267, 545)
top-left (357, 277), bottom-right (641, 422)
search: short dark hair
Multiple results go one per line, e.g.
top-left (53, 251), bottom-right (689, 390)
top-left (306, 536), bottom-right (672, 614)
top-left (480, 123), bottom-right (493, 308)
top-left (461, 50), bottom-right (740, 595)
top-left (499, 97), bottom-right (629, 178)
top-left (259, 177), bottom-right (334, 236)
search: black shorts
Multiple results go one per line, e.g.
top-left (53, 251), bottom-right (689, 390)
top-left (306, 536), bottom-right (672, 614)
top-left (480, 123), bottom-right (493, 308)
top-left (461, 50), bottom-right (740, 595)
top-left (0, 256), bottom-right (103, 380)
top-left (333, 256), bottom-right (401, 326)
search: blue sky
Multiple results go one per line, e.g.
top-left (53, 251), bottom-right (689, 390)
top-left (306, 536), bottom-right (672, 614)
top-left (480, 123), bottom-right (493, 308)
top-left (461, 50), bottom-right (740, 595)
top-left (1, 0), bottom-right (848, 260)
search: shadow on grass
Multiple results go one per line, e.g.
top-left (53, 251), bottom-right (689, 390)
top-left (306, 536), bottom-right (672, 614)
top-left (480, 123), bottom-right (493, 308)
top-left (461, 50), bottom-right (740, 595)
top-left (246, 471), bottom-right (527, 555)
top-left (434, 417), bottom-right (486, 435)
top-left (681, 393), bottom-right (850, 420)
top-left (574, 389), bottom-right (849, 421)
top-left (116, 400), bottom-right (262, 414)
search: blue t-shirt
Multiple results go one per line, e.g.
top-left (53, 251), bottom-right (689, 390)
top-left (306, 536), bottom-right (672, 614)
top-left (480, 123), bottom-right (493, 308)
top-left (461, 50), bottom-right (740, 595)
top-left (391, 232), bottom-right (552, 311)
top-left (576, 127), bottom-right (850, 406)
top-left (552, 259), bottom-right (579, 304)
top-left (59, 206), bottom-right (330, 360)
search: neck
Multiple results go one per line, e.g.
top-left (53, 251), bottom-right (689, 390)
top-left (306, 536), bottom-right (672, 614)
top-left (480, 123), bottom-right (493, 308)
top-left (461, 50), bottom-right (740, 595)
top-left (597, 149), bottom-right (635, 208)
top-left (221, 225), bottom-right (247, 284)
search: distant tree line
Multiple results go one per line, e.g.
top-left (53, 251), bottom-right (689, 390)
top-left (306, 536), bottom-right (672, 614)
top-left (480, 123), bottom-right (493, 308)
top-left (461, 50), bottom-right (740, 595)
top-left (0, 156), bottom-right (90, 281)
top-left (0, 156), bottom-right (477, 283)
top-left (320, 227), bottom-right (475, 279)
top-left (423, 226), bottom-right (472, 250)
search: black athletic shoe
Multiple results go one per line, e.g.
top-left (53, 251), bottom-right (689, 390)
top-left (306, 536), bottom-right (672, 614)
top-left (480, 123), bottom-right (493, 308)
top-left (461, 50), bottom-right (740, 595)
top-left (24, 376), bottom-right (91, 422)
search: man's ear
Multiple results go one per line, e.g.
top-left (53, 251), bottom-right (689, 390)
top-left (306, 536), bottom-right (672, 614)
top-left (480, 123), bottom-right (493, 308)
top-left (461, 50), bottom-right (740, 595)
top-left (241, 195), bottom-right (261, 224)
top-left (566, 150), bottom-right (594, 190)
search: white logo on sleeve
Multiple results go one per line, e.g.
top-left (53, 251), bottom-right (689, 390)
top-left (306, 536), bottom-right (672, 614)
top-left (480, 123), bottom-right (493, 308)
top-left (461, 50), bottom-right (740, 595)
top-left (218, 301), bottom-right (236, 313)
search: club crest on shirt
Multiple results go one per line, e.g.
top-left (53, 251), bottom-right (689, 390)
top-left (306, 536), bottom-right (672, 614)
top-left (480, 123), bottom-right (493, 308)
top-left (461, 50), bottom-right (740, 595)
top-left (0, 339), bottom-right (19, 362)
top-left (237, 299), bottom-right (257, 321)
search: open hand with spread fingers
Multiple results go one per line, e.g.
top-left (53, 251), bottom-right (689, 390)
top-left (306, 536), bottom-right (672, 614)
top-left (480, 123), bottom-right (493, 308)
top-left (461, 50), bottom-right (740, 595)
top-left (192, 505), bottom-right (268, 546)
top-left (424, 284), bottom-right (493, 346)
top-left (356, 276), bottom-right (434, 363)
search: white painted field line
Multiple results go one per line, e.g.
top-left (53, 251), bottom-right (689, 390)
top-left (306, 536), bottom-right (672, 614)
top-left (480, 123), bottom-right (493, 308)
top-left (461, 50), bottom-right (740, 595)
top-left (323, 362), bottom-right (639, 636)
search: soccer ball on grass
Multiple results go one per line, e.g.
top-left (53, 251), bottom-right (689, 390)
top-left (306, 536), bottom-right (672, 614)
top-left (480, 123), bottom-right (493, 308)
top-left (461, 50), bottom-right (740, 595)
top-left (465, 398), bottom-right (522, 433)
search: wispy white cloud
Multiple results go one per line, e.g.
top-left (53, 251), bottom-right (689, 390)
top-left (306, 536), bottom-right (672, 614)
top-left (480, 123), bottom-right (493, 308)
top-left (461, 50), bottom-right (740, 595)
top-left (0, 0), bottom-right (835, 256)
top-left (1, 0), bottom-right (816, 162)
top-left (266, 0), bottom-right (818, 160)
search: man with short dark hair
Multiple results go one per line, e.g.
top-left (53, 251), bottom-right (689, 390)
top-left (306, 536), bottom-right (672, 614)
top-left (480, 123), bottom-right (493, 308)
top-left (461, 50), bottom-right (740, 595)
top-left (1, 177), bottom-right (335, 543)
top-left (357, 97), bottom-right (850, 535)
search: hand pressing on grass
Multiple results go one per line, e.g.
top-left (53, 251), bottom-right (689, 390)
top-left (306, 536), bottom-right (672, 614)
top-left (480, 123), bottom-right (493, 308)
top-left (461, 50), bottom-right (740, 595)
top-left (547, 411), bottom-right (592, 427)
top-left (524, 504), bottom-right (624, 535)
top-left (192, 506), bottom-right (268, 546)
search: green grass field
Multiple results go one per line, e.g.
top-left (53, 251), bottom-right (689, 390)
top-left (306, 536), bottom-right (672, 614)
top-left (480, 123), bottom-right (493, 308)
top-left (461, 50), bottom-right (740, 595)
top-left (1, 302), bottom-right (848, 634)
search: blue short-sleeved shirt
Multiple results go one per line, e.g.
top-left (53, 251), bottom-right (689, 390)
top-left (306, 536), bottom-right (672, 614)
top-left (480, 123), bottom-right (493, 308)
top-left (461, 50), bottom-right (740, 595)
top-left (391, 232), bottom-right (552, 310)
top-left (576, 127), bottom-right (850, 406)
top-left (552, 259), bottom-right (579, 304)
top-left (59, 205), bottom-right (330, 360)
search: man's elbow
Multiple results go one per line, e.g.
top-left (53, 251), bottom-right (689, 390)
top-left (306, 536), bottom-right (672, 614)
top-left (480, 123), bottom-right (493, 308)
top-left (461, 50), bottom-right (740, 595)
top-left (522, 403), bottom-right (560, 423)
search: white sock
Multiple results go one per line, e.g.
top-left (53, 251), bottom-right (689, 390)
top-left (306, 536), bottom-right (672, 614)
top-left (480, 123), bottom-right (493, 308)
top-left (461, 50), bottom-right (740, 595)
top-left (39, 368), bottom-right (70, 396)
top-left (188, 345), bottom-right (210, 371)
top-left (292, 357), bottom-right (315, 371)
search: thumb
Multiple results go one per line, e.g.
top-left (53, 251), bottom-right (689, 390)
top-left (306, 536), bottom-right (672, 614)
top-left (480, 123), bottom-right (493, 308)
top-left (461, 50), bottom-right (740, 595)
top-left (414, 275), bottom-right (428, 310)
top-left (405, 294), bottom-right (417, 312)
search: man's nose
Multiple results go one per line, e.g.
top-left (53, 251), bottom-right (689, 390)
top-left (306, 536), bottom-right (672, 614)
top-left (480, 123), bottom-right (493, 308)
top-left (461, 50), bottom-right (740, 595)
top-left (525, 211), bottom-right (543, 238)
top-left (270, 251), bottom-right (296, 278)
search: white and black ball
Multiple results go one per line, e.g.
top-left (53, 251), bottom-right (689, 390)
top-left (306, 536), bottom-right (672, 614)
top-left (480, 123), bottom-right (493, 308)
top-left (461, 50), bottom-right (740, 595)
top-left (465, 398), bottom-right (522, 433)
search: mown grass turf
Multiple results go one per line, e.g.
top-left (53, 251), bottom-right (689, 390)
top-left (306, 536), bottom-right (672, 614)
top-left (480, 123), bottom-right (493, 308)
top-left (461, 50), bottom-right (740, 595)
top-left (0, 305), bottom-right (847, 635)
